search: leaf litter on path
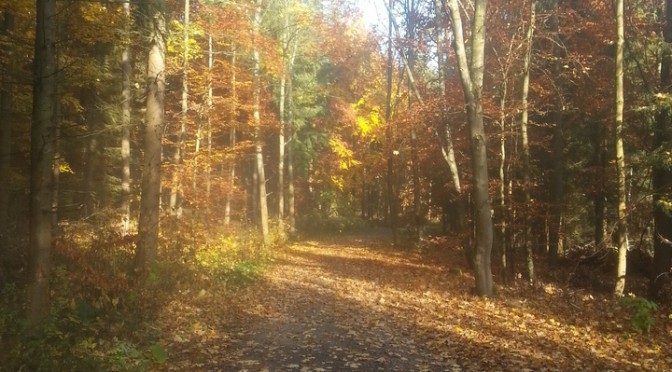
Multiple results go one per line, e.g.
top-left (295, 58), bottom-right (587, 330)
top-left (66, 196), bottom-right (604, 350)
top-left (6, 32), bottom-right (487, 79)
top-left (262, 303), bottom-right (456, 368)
top-left (161, 231), bottom-right (671, 371)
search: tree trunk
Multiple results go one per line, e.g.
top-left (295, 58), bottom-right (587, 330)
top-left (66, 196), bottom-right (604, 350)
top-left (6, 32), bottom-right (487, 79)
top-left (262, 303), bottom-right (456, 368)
top-left (225, 43), bottom-right (236, 226)
top-left (386, 0), bottom-right (398, 246)
top-left (253, 0), bottom-right (270, 245)
top-left (121, 0), bottom-right (132, 235)
top-left (614, 0), bottom-right (628, 297)
top-left (650, 0), bottom-right (672, 299)
top-left (287, 36), bottom-right (298, 235)
top-left (135, 1), bottom-right (166, 275)
top-left (0, 10), bottom-right (14, 239)
top-left (170, 0), bottom-right (190, 218)
top-left (447, 0), bottom-right (494, 296)
top-left (548, 0), bottom-right (564, 268)
top-left (436, 0), bottom-right (464, 237)
top-left (29, 0), bottom-right (57, 325)
top-left (521, 0), bottom-right (536, 284)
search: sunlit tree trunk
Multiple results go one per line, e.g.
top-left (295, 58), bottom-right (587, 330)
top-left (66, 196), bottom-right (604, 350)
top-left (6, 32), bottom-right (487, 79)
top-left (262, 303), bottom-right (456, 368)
top-left (121, 0), bottom-right (132, 235)
top-left (29, 0), bottom-right (57, 325)
top-left (650, 0), bottom-right (672, 299)
top-left (135, 1), bottom-right (166, 275)
top-left (287, 36), bottom-right (298, 235)
top-left (0, 11), bottom-right (14, 239)
top-left (447, 0), bottom-right (494, 296)
top-left (170, 0), bottom-right (190, 217)
top-left (277, 1), bottom-right (290, 229)
top-left (614, 0), bottom-right (629, 296)
top-left (520, 0), bottom-right (536, 284)
top-left (225, 43), bottom-right (236, 226)
top-left (253, 0), bottom-right (270, 245)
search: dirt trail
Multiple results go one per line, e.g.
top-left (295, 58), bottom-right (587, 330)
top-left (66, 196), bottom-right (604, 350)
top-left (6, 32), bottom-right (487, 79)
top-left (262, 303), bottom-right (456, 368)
top-left (164, 230), bottom-right (664, 372)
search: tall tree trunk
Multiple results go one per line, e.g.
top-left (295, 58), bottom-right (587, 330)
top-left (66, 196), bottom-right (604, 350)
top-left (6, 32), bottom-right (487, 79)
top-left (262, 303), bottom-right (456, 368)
top-left (386, 0), bottom-right (398, 245)
top-left (498, 80), bottom-right (508, 283)
top-left (548, 0), bottom-right (564, 268)
top-left (121, 0), bottom-right (132, 235)
top-left (135, 1), bottom-right (166, 275)
top-left (405, 0), bottom-right (423, 242)
top-left (277, 2), bottom-right (290, 228)
top-left (170, 0), bottom-right (190, 217)
top-left (614, 0), bottom-right (629, 296)
top-left (0, 10), bottom-right (14, 239)
top-left (447, 0), bottom-right (494, 296)
top-left (650, 0), bottom-right (672, 299)
top-left (521, 0), bottom-right (536, 284)
top-left (287, 36), bottom-right (298, 235)
top-left (225, 43), bottom-right (236, 226)
top-left (29, 0), bottom-right (57, 325)
top-left (253, 0), bottom-right (270, 245)
top-left (434, 0), bottom-right (464, 234)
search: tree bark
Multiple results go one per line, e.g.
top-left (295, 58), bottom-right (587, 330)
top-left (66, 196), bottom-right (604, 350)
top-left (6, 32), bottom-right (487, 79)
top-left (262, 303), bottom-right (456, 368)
top-left (287, 36), bottom-right (298, 235)
top-left (0, 10), bottom-right (14, 240)
top-left (253, 0), bottom-right (270, 245)
top-left (135, 1), bottom-right (166, 275)
top-left (521, 0), bottom-right (536, 284)
top-left (650, 0), bottom-right (672, 299)
top-left (614, 0), bottom-right (629, 296)
top-left (29, 0), bottom-right (57, 325)
top-left (170, 0), bottom-right (190, 217)
top-left (447, 0), bottom-right (494, 296)
top-left (548, 0), bottom-right (564, 268)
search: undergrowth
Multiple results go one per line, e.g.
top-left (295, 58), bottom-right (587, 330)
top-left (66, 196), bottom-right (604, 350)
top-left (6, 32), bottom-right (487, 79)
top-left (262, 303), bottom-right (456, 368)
top-left (0, 211), bottom-right (284, 371)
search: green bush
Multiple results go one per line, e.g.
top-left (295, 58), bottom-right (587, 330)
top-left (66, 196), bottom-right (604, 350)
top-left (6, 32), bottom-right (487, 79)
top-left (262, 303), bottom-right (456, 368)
top-left (620, 294), bottom-right (658, 334)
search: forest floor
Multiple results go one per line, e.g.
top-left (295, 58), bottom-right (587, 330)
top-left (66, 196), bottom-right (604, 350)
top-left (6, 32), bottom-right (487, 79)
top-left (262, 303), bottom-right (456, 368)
top-left (157, 229), bottom-right (671, 371)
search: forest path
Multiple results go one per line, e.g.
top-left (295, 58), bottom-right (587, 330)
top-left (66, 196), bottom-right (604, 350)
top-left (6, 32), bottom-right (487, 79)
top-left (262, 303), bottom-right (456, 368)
top-left (164, 230), bottom-right (657, 371)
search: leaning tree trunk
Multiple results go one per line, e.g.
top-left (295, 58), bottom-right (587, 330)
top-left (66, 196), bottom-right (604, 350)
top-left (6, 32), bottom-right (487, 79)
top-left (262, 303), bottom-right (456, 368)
top-left (29, 0), bottom-right (57, 325)
top-left (650, 0), bottom-right (672, 299)
top-left (447, 0), bottom-right (494, 296)
top-left (135, 1), bottom-right (166, 275)
top-left (614, 0), bottom-right (629, 297)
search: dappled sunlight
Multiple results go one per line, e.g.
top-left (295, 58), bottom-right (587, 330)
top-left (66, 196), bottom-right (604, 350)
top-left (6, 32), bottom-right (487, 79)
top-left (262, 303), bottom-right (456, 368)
top-left (153, 232), bottom-right (671, 370)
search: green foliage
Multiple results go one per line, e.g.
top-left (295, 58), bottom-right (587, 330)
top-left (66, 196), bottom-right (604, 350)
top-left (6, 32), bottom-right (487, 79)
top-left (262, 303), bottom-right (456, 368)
top-left (195, 228), bottom-right (274, 287)
top-left (149, 343), bottom-right (168, 364)
top-left (620, 294), bottom-right (658, 334)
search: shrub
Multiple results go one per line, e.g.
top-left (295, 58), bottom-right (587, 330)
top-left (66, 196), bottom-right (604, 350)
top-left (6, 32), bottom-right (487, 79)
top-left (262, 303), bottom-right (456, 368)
top-left (620, 294), bottom-right (658, 334)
